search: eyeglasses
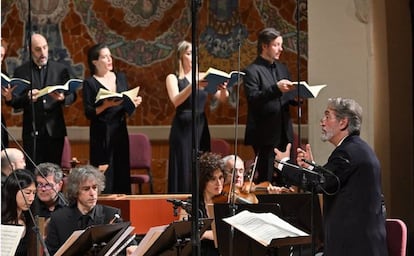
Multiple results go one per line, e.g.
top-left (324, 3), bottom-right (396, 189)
top-left (37, 183), bottom-right (55, 190)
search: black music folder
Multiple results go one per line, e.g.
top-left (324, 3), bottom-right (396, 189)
top-left (55, 221), bottom-right (130, 256)
top-left (133, 219), bottom-right (213, 256)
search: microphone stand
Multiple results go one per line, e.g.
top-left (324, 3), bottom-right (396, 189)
top-left (226, 36), bottom-right (244, 256)
top-left (27, 0), bottom-right (38, 169)
top-left (295, 0), bottom-right (302, 143)
top-left (274, 159), bottom-right (321, 256)
top-left (190, 0), bottom-right (202, 255)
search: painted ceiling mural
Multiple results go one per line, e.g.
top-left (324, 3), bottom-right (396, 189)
top-left (1, 0), bottom-right (308, 126)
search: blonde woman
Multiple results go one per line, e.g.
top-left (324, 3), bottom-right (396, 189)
top-left (166, 41), bottom-right (228, 193)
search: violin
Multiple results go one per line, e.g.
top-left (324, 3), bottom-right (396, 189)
top-left (213, 183), bottom-right (258, 204)
top-left (242, 181), bottom-right (298, 195)
top-left (242, 181), bottom-right (272, 195)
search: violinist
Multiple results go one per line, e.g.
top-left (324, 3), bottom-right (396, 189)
top-left (222, 155), bottom-right (296, 196)
top-left (199, 152), bottom-right (225, 256)
top-left (220, 155), bottom-right (258, 204)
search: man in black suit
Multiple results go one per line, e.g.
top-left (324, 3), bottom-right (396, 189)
top-left (275, 97), bottom-right (388, 256)
top-left (10, 33), bottom-right (76, 170)
top-left (46, 165), bottom-right (136, 255)
top-left (243, 27), bottom-right (296, 185)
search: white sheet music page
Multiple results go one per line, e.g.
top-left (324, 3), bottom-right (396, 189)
top-left (1, 224), bottom-right (25, 256)
top-left (222, 210), bottom-right (309, 247)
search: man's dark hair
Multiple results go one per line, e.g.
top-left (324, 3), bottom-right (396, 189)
top-left (257, 27), bottom-right (281, 55)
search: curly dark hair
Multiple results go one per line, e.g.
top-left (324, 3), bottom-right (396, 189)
top-left (198, 152), bottom-right (226, 197)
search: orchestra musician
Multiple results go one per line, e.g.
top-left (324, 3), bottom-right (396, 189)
top-left (45, 165), bottom-right (137, 255)
top-left (218, 155), bottom-right (296, 205)
top-left (198, 152), bottom-right (225, 256)
top-left (1, 169), bottom-right (37, 256)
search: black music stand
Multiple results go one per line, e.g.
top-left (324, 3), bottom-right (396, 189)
top-left (140, 219), bottom-right (213, 256)
top-left (56, 221), bottom-right (130, 256)
top-left (98, 224), bottom-right (135, 256)
top-left (214, 203), bottom-right (289, 256)
top-left (256, 192), bottom-right (324, 254)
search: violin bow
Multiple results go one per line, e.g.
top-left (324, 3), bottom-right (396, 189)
top-left (247, 155), bottom-right (259, 193)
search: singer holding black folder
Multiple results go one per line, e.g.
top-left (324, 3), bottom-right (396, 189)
top-left (243, 28), bottom-right (297, 187)
top-left (274, 97), bottom-right (388, 256)
top-left (83, 43), bottom-right (142, 194)
top-left (9, 33), bottom-right (76, 170)
top-left (46, 165), bottom-right (137, 255)
top-left (166, 40), bottom-right (228, 194)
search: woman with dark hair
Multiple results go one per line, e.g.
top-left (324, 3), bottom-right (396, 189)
top-left (1, 169), bottom-right (37, 256)
top-left (198, 152), bottom-right (225, 256)
top-left (83, 43), bottom-right (142, 194)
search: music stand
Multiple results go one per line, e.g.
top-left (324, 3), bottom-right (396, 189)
top-left (256, 193), bottom-right (323, 239)
top-left (140, 219), bottom-right (213, 256)
top-left (98, 224), bottom-right (135, 256)
top-left (214, 203), bottom-right (284, 256)
top-left (256, 192), bottom-right (324, 253)
top-left (56, 222), bottom-right (130, 256)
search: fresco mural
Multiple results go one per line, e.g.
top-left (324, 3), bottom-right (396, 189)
top-left (1, 0), bottom-right (308, 127)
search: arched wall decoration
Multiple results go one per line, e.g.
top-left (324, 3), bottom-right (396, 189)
top-left (1, 0), bottom-right (308, 126)
top-left (107, 0), bottom-right (177, 27)
top-left (72, 0), bottom-right (190, 67)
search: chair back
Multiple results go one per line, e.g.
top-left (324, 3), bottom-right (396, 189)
top-left (386, 218), bottom-right (407, 256)
top-left (61, 136), bottom-right (71, 170)
top-left (211, 138), bottom-right (231, 156)
top-left (129, 133), bottom-right (152, 169)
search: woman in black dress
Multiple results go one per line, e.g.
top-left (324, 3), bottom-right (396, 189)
top-left (83, 43), bottom-right (142, 194)
top-left (166, 41), bottom-right (228, 193)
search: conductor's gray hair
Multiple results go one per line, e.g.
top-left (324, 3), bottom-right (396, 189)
top-left (327, 97), bottom-right (363, 136)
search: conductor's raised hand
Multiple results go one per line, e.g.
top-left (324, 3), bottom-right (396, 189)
top-left (274, 143), bottom-right (292, 163)
top-left (296, 143), bottom-right (314, 168)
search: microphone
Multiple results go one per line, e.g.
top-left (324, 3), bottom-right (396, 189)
top-left (338, 156), bottom-right (350, 164)
top-left (109, 213), bottom-right (121, 224)
top-left (167, 198), bottom-right (192, 207)
top-left (274, 158), bottom-right (320, 176)
top-left (167, 198), bottom-right (192, 217)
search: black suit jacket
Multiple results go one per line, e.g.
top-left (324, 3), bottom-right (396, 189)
top-left (10, 60), bottom-right (76, 139)
top-left (243, 56), bottom-right (294, 147)
top-left (45, 204), bottom-right (121, 255)
top-left (281, 135), bottom-right (388, 256)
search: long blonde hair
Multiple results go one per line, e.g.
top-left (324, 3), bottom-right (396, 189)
top-left (175, 40), bottom-right (191, 79)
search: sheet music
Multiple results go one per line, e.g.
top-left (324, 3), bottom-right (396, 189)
top-left (54, 230), bottom-right (85, 256)
top-left (103, 226), bottom-right (135, 256)
top-left (131, 225), bottom-right (168, 256)
top-left (1, 224), bottom-right (25, 256)
top-left (223, 210), bottom-right (309, 247)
